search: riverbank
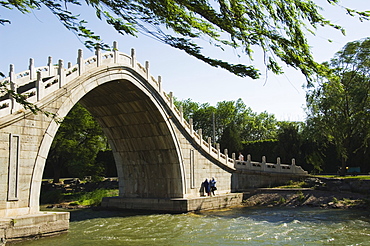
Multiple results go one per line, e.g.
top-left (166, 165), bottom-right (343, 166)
top-left (242, 188), bottom-right (369, 209)
top-left (41, 177), bottom-right (370, 211)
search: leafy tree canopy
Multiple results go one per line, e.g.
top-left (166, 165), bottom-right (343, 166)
top-left (306, 37), bottom-right (370, 174)
top-left (46, 103), bottom-right (108, 182)
top-left (1, 0), bottom-right (369, 81)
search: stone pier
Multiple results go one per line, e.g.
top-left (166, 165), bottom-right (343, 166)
top-left (101, 193), bottom-right (243, 212)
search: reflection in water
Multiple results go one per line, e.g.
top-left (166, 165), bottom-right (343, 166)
top-left (18, 207), bottom-right (370, 245)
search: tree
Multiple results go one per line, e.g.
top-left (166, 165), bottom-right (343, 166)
top-left (45, 103), bottom-right (107, 182)
top-left (2, 0), bottom-right (369, 81)
top-left (241, 111), bottom-right (278, 141)
top-left (275, 121), bottom-right (303, 163)
top-left (306, 38), bottom-right (370, 175)
top-left (219, 123), bottom-right (242, 154)
top-left (176, 97), bottom-right (278, 146)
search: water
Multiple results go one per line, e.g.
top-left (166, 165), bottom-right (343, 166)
top-left (17, 207), bottom-right (370, 245)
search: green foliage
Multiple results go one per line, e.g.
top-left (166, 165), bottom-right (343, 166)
top-left (306, 37), bottom-right (370, 174)
top-left (242, 139), bottom-right (278, 162)
top-left (276, 180), bottom-right (308, 189)
top-left (175, 98), bottom-right (279, 147)
top-left (219, 123), bottom-right (242, 154)
top-left (45, 103), bottom-right (108, 182)
top-left (74, 189), bottom-right (119, 206)
top-left (2, 0), bottom-right (368, 80)
top-left (332, 197), bottom-right (338, 204)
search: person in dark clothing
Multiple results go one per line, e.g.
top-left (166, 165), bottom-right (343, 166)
top-left (203, 179), bottom-right (210, 196)
top-left (210, 177), bottom-right (217, 196)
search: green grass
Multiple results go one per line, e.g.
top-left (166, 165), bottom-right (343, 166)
top-left (314, 175), bottom-right (370, 180)
top-left (69, 189), bottom-right (119, 206)
top-left (275, 180), bottom-right (308, 188)
top-left (40, 188), bottom-right (119, 206)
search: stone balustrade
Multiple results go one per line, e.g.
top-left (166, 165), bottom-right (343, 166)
top-left (234, 154), bottom-right (308, 174)
top-left (0, 41), bottom-right (305, 175)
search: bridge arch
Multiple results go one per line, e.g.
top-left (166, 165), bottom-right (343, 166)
top-left (30, 65), bottom-right (186, 212)
top-left (0, 44), bottom-right (239, 219)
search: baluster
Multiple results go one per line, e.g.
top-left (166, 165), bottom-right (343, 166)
top-left (96, 45), bottom-right (102, 67)
top-left (113, 41), bottom-right (118, 63)
top-left (9, 64), bottom-right (19, 113)
top-left (179, 105), bottom-right (184, 122)
top-left (189, 118), bottom-right (193, 134)
top-left (208, 137), bottom-right (212, 153)
top-left (169, 91), bottom-right (173, 108)
top-left (36, 71), bottom-right (44, 101)
top-left (158, 76), bottom-right (162, 93)
top-left (198, 129), bottom-right (202, 145)
top-left (276, 157), bottom-right (281, 172)
top-left (291, 158), bottom-right (296, 173)
top-left (145, 61), bottom-right (150, 80)
top-left (262, 156), bottom-right (266, 171)
top-left (58, 59), bottom-right (65, 87)
top-left (48, 56), bottom-right (54, 76)
top-left (77, 49), bottom-right (84, 75)
top-left (29, 58), bottom-right (35, 80)
top-left (131, 48), bottom-right (136, 68)
top-left (216, 143), bottom-right (220, 160)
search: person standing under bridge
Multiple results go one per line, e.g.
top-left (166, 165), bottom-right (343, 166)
top-left (210, 177), bottom-right (217, 196)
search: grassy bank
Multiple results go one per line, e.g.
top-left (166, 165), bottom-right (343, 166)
top-left (314, 175), bottom-right (370, 180)
top-left (41, 188), bottom-right (119, 207)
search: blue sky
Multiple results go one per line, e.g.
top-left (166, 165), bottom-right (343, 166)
top-left (1, 0), bottom-right (369, 121)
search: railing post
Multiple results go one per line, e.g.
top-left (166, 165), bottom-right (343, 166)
top-left (262, 156), bottom-right (266, 171)
top-left (58, 59), bottom-right (65, 88)
top-left (169, 91), bottom-right (173, 108)
top-left (77, 49), bottom-right (84, 75)
top-left (29, 58), bottom-right (35, 80)
top-left (179, 105), bottom-right (184, 123)
top-left (291, 158), bottom-right (296, 173)
top-left (208, 137), bottom-right (212, 153)
top-left (216, 143), bottom-right (220, 160)
top-left (36, 71), bottom-right (44, 101)
top-left (276, 157), bottom-right (281, 172)
top-left (158, 75), bottom-right (162, 93)
top-left (48, 56), bottom-right (54, 76)
top-left (224, 149), bottom-right (228, 164)
top-left (247, 154), bottom-right (251, 168)
top-left (68, 62), bottom-right (72, 69)
top-left (232, 152), bottom-right (236, 163)
top-left (9, 64), bottom-right (19, 113)
top-left (113, 41), bottom-right (118, 63)
top-left (145, 61), bottom-right (150, 80)
top-left (96, 45), bottom-right (102, 67)
top-left (131, 48), bottom-right (136, 68)
top-left (189, 118), bottom-right (193, 134)
top-left (198, 129), bottom-right (202, 145)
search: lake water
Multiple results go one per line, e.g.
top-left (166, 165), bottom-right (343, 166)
top-left (17, 207), bottom-right (370, 245)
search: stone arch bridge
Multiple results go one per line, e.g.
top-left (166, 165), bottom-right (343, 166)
top-left (0, 42), bottom-right (307, 241)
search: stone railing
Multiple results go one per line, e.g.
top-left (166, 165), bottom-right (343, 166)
top-left (234, 154), bottom-right (308, 174)
top-left (0, 42), bottom-right (305, 174)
